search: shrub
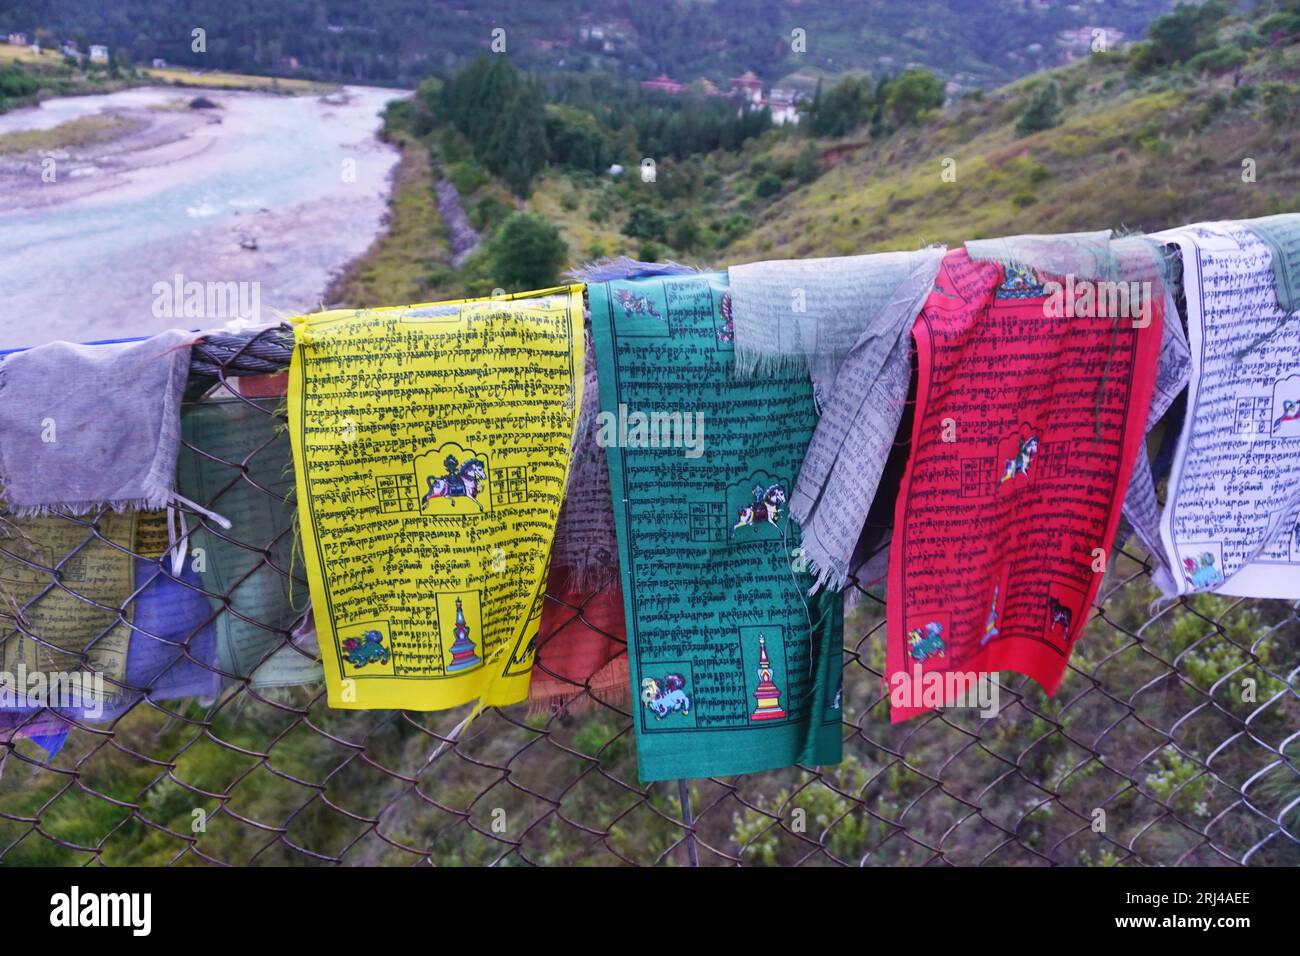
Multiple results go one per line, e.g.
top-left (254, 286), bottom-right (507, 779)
top-left (1016, 82), bottom-right (1061, 137)
top-left (1127, 40), bottom-right (1160, 75)
top-left (669, 213), bottom-right (702, 252)
top-left (754, 172), bottom-right (783, 198)
top-left (1258, 11), bottom-right (1300, 41)
top-left (471, 195), bottom-right (506, 231)
top-left (623, 203), bottom-right (669, 242)
top-left (0, 66), bottom-right (40, 100)
top-left (490, 212), bottom-right (568, 290)
top-left (448, 161), bottom-right (488, 196)
top-left (793, 142), bottom-right (820, 184)
top-left (1230, 85), bottom-right (1256, 106)
top-left (1186, 45), bottom-right (1248, 74)
top-left (884, 68), bottom-right (945, 127)
top-left (1260, 82), bottom-right (1300, 124)
top-left (716, 213), bottom-right (752, 246)
top-left (1193, 91), bottom-right (1230, 129)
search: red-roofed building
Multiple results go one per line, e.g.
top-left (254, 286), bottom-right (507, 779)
top-left (641, 73), bottom-right (686, 95)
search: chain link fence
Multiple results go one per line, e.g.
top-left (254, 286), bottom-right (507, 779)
top-left (1, 326), bottom-right (1297, 867)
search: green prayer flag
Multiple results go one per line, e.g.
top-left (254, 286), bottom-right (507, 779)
top-left (589, 273), bottom-right (842, 782)
top-left (177, 397), bottom-right (319, 687)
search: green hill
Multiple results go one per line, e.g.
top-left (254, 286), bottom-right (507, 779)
top-left (721, 53), bottom-right (1300, 262)
top-left (8, 0), bottom-right (1172, 89)
top-left (332, 1), bottom-right (1300, 307)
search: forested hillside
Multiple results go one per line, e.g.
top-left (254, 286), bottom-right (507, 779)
top-left (329, 0), bottom-right (1300, 307)
top-left (3, 0), bottom-right (1172, 88)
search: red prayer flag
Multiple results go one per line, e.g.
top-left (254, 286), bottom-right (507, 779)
top-left (529, 571), bottom-right (628, 714)
top-left (886, 250), bottom-right (1163, 720)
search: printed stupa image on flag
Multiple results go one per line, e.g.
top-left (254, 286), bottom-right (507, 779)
top-left (750, 634), bottom-right (787, 721)
top-left (446, 596), bottom-right (481, 672)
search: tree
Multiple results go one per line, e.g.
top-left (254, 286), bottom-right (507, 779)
top-left (440, 55), bottom-right (548, 195)
top-left (1147, 7), bottom-right (1201, 63)
top-left (669, 212), bottom-right (702, 252)
top-left (807, 75), bottom-right (873, 137)
top-left (1144, 0), bottom-right (1232, 67)
top-left (1016, 81), bottom-right (1061, 137)
top-left (489, 83), bottom-right (549, 196)
top-left (794, 142), bottom-right (820, 184)
top-left (545, 105), bottom-right (609, 173)
top-left (409, 76), bottom-right (442, 137)
top-left (623, 204), bottom-right (669, 242)
top-left (884, 69), bottom-right (945, 127)
top-left (490, 213), bottom-right (568, 290)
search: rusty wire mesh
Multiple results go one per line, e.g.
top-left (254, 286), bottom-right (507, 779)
top-left (0, 326), bottom-right (1297, 867)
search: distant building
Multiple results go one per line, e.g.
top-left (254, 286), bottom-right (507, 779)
top-left (61, 41), bottom-right (82, 60)
top-left (641, 73), bottom-right (686, 95)
top-left (730, 71), bottom-right (764, 106)
top-left (89, 44), bottom-right (109, 63)
top-left (151, 57), bottom-right (167, 68)
top-left (285, 55), bottom-right (300, 69)
top-left (766, 88), bottom-right (800, 125)
top-left (8, 32), bottom-right (27, 46)
top-left (728, 73), bottom-right (802, 125)
top-left (640, 68), bottom-right (799, 122)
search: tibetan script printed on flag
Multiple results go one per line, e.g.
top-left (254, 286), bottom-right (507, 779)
top-left (589, 272), bottom-right (842, 780)
top-left (288, 288), bottom-right (584, 711)
top-left (887, 250), bottom-right (1162, 719)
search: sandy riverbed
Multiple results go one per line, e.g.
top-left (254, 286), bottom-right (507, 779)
top-left (0, 85), bottom-right (406, 348)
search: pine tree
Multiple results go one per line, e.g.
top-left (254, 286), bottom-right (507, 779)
top-left (1016, 81), bottom-right (1061, 137)
top-left (490, 82), bottom-right (549, 196)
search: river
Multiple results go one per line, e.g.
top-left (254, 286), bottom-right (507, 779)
top-left (0, 84), bottom-right (405, 348)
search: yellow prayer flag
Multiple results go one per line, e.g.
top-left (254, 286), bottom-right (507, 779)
top-left (287, 287), bottom-right (585, 710)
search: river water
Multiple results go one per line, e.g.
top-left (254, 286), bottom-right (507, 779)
top-left (0, 85), bottom-right (404, 348)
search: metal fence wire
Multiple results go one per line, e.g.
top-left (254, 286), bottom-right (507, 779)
top-left (0, 325), bottom-right (1298, 867)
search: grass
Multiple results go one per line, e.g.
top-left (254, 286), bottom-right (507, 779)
top-left (0, 43), bottom-right (334, 96)
top-left (0, 45), bottom-right (66, 67)
top-left (323, 130), bottom-right (452, 309)
top-left (0, 112), bottom-right (144, 155)
top-left (140, 66), bottom-right (333, 94)
top-left (527, 172), bottom-right (629, 263)
top-left (722, 50), bottom-right (1300, 264)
